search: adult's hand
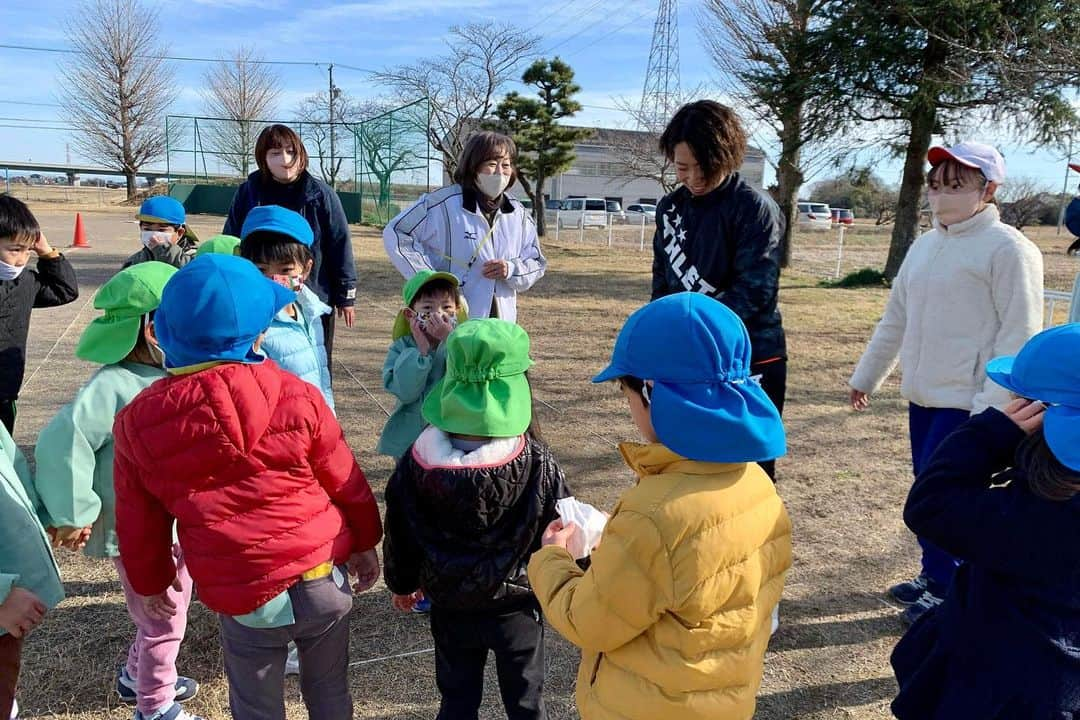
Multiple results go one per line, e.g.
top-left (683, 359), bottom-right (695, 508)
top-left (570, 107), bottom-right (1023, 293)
top-left (481, 259), bottom-right (510, 280)
top-left (337, 305), bottom-right (355, 328)
top-left (850, 388), bottom-right (870, 411)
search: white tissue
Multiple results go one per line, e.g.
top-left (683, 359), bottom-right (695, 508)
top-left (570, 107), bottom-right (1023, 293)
top-left (555, 496), bottom-right (608, 559)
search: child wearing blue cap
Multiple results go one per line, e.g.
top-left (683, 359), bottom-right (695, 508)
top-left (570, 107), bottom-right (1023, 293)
top-left (239, 204), bottom-right (334, 411)
top-left (528, 292), bottom-right (792, 720)
top-left (112, 254), bottom-right (383, 720)
top-left (122, 196), bottom-right (199, 270)
top-left (891, 323), bottom-right (1080, 719)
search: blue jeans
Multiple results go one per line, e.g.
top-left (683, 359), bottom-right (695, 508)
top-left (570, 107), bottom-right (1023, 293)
top-left (908, 404), bottom-right (969, 590)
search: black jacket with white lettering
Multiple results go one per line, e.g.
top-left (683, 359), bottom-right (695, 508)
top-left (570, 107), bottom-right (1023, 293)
top-left (651, 174), bottom-right (786, 362)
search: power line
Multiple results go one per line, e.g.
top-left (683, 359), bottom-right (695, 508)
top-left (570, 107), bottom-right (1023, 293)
top-left (0, 43), bottom-right (323, 67)
top-left (540, 0), bottom-right (608, 54)
top-left (562, 8), bottom-right (656, 60)
top-left (523, 0), bottom-right (579, 34)
top-left (0, 99), bottom-right (62, 108)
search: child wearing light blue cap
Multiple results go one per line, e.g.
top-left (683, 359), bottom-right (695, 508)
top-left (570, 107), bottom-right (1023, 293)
top-left (122, 196), bottom-right (200, 270)
top-left (892, 323), bottom-right (1080, 719)
top-left (239, 205), bottom-right (334, 412)
top-left (528, 292), bottom-right (792, 720)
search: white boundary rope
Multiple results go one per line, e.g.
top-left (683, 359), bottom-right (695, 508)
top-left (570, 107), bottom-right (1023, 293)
top-left (21, 292), bottom-right (95, 391)
top-left (348, 647), bottom-right (435, 667)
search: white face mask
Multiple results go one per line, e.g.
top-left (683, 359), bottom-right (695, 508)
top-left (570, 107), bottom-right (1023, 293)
top-left (143, 315), bottom-right (167, 368)
top-left (928, 189), bottom-right (984, 226)
top-left (141, 230), bottom-right (173, 249)
top-left (0, 259), bottom-right (25, 281)
top-left (476, 172), bottom-right (511, 199)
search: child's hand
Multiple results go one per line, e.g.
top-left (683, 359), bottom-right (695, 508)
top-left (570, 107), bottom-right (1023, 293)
top-left (348, 549), bottom-right (381, 593)
top-left (31, 232), bottom-right (54, 256)
top-left (541, 518), bottom-right (581, 552)
top-left (425, 312), bottom-right (454, 342)
top-left (850, 388), bottom-right (870, 411)
top-left (139, 576), bottom-right (182, 621)
top-left (0, 587), bottom-right (46, 638)
top-left (1003, 397), bottom-right (1045, 434)
top-left (50, 525), bottom-right (92, 551)
top-left (391, 590), bottom-right (424, 612)
top-left (407, 311), bottom-right (431, 355)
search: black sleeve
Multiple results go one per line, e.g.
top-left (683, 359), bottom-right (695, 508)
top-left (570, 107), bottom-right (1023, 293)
top-left (320, 187), bottom-right (357, 308)
top-left (222, 183), bottom-right (251, 236)
top-left (32, 254), bottom-right (79, 307)
top-left (539, 444), bottom-right (573, 526)
top-left (719, 193), bottom-right (781, 321)
top-left (382, 458), bottom-right (423, 595)
top-left (651, 199), bottom-right (670, 301)
top-left (903, 409), bottom-right (1077, 580)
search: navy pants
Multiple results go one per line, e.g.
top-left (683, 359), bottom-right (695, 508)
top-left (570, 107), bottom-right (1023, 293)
top-left (908, 404), bottom-right (968, 590)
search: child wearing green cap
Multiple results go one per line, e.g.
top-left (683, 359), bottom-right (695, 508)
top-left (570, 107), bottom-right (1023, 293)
top-left (32, 261), bottom-right (204, 720)
top-left (383, 318), bottom-right (571, 720)
top-left (194, 234), bottom-right (240, 257)
top-left (122, 196), bottom-right (199, 270)
top-left (377, 270), bottom-right (469, 460)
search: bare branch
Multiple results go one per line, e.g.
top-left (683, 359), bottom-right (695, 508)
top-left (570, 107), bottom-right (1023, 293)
top-left (200, 46), bottom-right (282, 176)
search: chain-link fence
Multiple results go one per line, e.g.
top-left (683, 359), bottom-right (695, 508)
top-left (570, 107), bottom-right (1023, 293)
top-left (164, 98), bottom-right (434, 223)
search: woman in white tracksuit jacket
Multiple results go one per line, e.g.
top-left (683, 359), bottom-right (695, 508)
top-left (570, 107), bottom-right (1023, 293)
top-left (383, 131), bottom-right (547, 323)
top-left (849, 141), bottom-right (1044, 625)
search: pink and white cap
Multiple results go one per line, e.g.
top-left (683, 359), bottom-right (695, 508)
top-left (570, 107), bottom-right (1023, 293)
top-left (927, 141), bottom-right (1006, 183)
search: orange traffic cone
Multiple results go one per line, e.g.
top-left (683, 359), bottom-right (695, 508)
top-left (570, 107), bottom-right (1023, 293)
top-left (71, 212), bottom-right (90, 248)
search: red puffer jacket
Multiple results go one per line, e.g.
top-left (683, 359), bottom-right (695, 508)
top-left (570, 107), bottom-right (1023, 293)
top-left (113, 360), bottom-right (382, 616)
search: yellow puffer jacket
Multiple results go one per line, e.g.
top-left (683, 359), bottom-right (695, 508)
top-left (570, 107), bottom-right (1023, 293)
top-left (528, 442), bottom-right (792, 720)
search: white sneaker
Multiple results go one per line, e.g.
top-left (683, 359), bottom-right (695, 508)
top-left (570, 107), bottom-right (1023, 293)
top-left (770, 605), bottom-right (780, 636)
top-left (285, 644), bottom-right (300, 676)
top-left (10, 698), bottom-right (17, 720)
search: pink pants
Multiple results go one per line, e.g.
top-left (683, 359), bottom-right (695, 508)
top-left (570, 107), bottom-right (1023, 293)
top-left (114, 543), bottom-right (193, 716)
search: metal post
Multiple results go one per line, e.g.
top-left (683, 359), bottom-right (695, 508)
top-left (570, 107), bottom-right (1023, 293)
top-left (165, 116), bottom-right (171, 181)
top-left (328, 63), bottom-right (336, 190)
top-left (426, 97), bottom-right (432, 191)
top-left (555, 210), bottom-right (560, 242)
top-left (578, 215), bottom-right (585, 244)
top-left (834, 224), bottom-right (846, 279)
top-left (639, 213), bottom-right (646, 251)
top-left (607, 213), bottom-right (613, 247)
top-left (3, 168), bottom-right (8, 195)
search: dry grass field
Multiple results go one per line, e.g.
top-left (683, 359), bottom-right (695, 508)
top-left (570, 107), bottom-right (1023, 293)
top-left (9, 207), bottom-right (1080, 719)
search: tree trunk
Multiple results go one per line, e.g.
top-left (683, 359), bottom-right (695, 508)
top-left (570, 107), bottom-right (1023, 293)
top-left (885, 36), bottom-right (946, 279)
top-left (533, 172), bottom-right (546, 237)
top-left (125, 171), bottom-right (137, 201)
top-left (775, 118), bottom-right (805, 269)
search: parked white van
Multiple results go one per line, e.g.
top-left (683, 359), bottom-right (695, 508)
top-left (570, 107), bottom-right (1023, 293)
top-left (557, 197), bottom-right (609, 228)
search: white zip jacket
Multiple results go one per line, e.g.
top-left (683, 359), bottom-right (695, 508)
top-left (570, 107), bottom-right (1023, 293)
top-left (850, 205), bottom-right (1044, 414)
top-left (383, 185), bottom-right (547, 323)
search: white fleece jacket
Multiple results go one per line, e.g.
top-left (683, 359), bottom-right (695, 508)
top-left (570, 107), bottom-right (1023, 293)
top-left (850, 205), bottom-right (1044, 414)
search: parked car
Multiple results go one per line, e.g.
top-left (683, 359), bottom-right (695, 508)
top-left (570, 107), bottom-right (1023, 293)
top-left (519, 197), bottom-right (533, 209)
top-left (544, 199), bottom-right (562, 210)
top-left (830, 207), bottom-right (855, 225)
top-left (606, 200), bottom-right (627, 224)
top-left (797, 201), bottom-right (832, 231)
top-left (557, 197), bottom-right (609, 228)
top-left (625, 203), bottom-right (657, 224)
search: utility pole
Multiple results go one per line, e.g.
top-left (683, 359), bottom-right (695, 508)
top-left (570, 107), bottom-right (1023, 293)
top-left (328, 63), bottom-right (336, 189)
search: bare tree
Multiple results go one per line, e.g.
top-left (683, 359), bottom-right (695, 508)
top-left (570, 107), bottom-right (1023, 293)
top-left (998, 177), bottom-right (1054, 231)
top-left (372, 21), bottom-right (541, 176)
top-left (294, 91), bottom-right (364, 188)
top-left (59, 0), bottom-right (174, 200)
top-left (201, 46), bottom-right (281, 177)
top-left (609, 96), bottom-right (679, 193)
top-left (700, 0), bottom-right (853, 266)
top-left (354, 100), bottom-right (430, 222)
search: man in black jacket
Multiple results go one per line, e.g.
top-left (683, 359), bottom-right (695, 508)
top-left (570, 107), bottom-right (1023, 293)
top-left (0, 195), bottom-right (79, 436)
top-left (652, 101), bottom-right (787, 479)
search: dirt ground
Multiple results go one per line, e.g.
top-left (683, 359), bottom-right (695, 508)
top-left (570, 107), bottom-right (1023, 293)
top-left (9, 207), bottom-right (1080, 719)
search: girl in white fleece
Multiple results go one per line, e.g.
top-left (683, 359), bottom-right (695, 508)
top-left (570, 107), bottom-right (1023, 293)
top-left (848, 141), bottom-right (1043, 624)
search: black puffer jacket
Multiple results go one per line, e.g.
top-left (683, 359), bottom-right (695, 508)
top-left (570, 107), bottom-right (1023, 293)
top-left (651, 174), bottom-right (786, 362)
top-left (0, 254), bottom-right (79, 399)
top-left (383, 429), bottom-right (571, 612)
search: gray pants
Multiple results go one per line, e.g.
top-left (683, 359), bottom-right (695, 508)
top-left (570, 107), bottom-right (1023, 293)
top-left (219, 568), bottom-right (353, 720)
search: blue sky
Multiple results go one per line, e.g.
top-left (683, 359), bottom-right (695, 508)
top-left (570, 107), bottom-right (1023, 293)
top-left (0, 0), bottom-right (1075, 195)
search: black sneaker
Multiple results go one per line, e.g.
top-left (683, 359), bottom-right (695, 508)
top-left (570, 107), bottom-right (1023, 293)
top-left (117, 667), bottom-right (199, 704)
top-left (888, 575), bottom-right (930, 605)
top-left (902, 589), bottom-right (944, 625)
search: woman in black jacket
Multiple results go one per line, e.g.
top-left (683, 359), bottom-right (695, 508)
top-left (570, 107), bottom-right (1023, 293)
top-left (651, 100), bottom-right (786, 478)
top-left (223, 124), bottom-right (357, 369)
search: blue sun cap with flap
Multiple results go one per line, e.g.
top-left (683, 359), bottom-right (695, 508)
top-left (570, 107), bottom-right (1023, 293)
top-left (593, 292), bottom-right (786, 463)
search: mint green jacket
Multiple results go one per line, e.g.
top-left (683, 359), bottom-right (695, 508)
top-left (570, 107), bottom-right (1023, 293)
top-left (377, 337), bottom-right (448, 459)
top-left (0, 424), bottom-right (63, 635)
top-left (34, 362), bottom-right (165, 559)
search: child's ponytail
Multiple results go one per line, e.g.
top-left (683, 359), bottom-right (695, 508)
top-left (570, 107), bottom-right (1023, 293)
top-left (1016, 430), bottom-right (1080, 501)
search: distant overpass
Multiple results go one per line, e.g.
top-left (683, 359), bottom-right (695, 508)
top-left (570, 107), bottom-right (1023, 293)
top-left (0, 161), bottom-right (237, 185)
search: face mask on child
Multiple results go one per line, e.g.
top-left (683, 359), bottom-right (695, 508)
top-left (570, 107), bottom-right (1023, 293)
top-left (143, 313), bottom-right (166, 368)
top-left (270, 274), bottom-right (303, 291)
top-left (476, 172), bottom-right (511, 199)
top-left (928, 188), bottom-right (984, 226)
top-left (0, 259), bottom-right (25, 281)
top-left (415, 311), bottom-right (458, 333)
top-left (141, 230), bottom-right (173, 249)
